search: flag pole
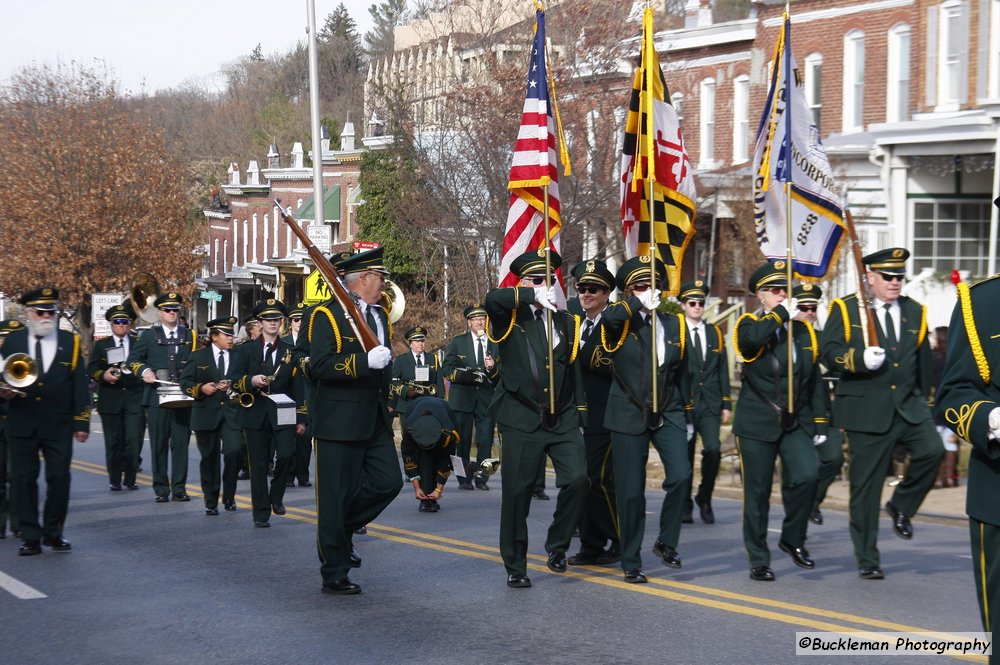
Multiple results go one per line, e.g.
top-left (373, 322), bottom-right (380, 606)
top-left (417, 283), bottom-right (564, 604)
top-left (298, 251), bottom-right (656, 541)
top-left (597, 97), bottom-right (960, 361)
top-left (643, 3), bottom-right (659, 414)
top-left (782, 6), bottom-right (794, 419)
top-left (543, 187), bottom-right (556, 417)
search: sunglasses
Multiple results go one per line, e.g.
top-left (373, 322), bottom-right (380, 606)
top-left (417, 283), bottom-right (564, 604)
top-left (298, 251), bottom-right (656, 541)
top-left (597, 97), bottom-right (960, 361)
top-left (877, 272), bottom-right (904, 282)
top-left (685, 300), bottom-right (705, 307)
top-left (797, 306), bottom-right (817, 313)
top-left (631, 283), bottom-right (652, 292)
top-left (111, 318), bottom-right (131, 325)
top-left (290, 317), bottom-right (302, 323)
top-left (526, 276), bottom-right (546, 286)
top-left (761, 286), bottom-right (787, 294)
top-left (33, 309), bottom-right (56, 317)
top-left (578, 285), bottom-right (606, 295)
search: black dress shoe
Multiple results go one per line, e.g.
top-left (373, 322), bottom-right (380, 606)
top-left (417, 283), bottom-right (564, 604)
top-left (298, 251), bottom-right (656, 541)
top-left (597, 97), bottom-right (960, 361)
top-left (749, 565), bottom-right (775, 581)
top-left (272, 504), bottom-right (286, 516)
top-left (652, 541), bottom-right (682, 569)
top-left (809, 507), bottom-right (823, 525)
top-left (506, 573), bottom-right (532, 588)
top-left (885, 501), bottom-right (913, 539)
top-left (459, 481), bottom-right (474, 490)
top-left (286, 480), bottom-right (295, 487)
top-left (354, 526), bottom-right (367, 535)
top-left (350, 546), bottom-right (362, 568)
top-left (19, 541), bottom-right (41, 556)
top-left (254, 520), bottom-right (270, 528)
top-left (172, 494), bottom-right (190, 502)
top-left (109, 484), bottom-right (122, 491)
top-left (624, 569), bottom-right (648, 584)
top-left (595, 545), bottom-right (621, 565)
top-left (223, 500), bottom-right (237, 511)
top-left (418, 499), bottom-right (434, 512)
top-left (858, 566), bottom-right (885, 580)
top-left (322, 578), bottom-right (362, 595)
top-left (532, 489), bottom-right (550, 500)
top-left (42, 537), bottom-right (72, 552)
top-left (567, 550), bottom-right (602, 566)
top-left (155, 495), bottom-right (169, 503)
top-left (125, 483), bottom-right (139, 490)
top-left (547, 551), bottom-right (567, 573)
top-left (299, 481), bottom-right (312, 488)
top-left (681, 511), bottom-right (694, 524)
top-left (205, 507), bottom-right (219, 516)
top-left (778, 540), bottom-right (815, 569)
top-left (237, 470), bottom-right (250, 480)
top-left (695, 496), bottom-right (715, 524)
top-left (430, 500), bottom-right (440, 512)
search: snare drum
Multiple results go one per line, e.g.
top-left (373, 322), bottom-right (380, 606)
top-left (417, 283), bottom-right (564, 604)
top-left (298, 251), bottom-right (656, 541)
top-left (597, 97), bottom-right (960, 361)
top-left (157, 385), bottom-right (194, 409)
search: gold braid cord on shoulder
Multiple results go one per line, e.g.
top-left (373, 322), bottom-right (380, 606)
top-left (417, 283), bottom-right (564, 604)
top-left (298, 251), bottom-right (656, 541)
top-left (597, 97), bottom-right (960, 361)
top-left (917, 304), bottom-right (928, 348)
top-left (713, 324), bottom-right (724, 353)
top-left (486, 289), bottom-right (518, 344)
top-left (569, 314), bottom-right (581, 364)
top-left (600, 301), bottom-right (631, 353)
top-left (830, 298), bottom-right (851, 344)
top-left (190, 330), bottom-right (198, 352)
top-left (71, 333), bottom-right (80, 371)
top-left (310, 306), bottom-right (342, 354)
top-left (675, 313), bottom-right (687, 359)
top-left (732, 312), bottom-right (764, 363)
top-left (803, 320), bottom-right (818, 363)
top-left (958, 281), bottom-right (990, 385)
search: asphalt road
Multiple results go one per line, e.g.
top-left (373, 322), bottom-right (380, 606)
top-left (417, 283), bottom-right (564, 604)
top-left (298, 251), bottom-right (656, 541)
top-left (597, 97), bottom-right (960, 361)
top-left (0, 422), bottom-right (986, 664)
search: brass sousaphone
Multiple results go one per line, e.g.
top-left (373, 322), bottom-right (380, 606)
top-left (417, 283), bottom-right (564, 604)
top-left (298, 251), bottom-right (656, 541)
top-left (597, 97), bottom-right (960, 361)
top-left (381, 279), bottom-right (406, 324)
top-left (130, 271), bottom-right (161, 325)
top-left (1, 353), bottom-right (38, 396)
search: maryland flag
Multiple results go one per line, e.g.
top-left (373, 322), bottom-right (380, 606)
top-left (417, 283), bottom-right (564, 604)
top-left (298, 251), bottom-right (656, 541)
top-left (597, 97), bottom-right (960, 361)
top-left (620, 6), bottom-right (696, 296)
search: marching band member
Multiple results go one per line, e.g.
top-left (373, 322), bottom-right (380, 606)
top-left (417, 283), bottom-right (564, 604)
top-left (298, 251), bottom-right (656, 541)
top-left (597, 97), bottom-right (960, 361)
top-left (390, 325), bottom-right (445, 431)
top-left (400, 396), bottom-right (458, 513)
top-left (282, 302), bottom-right (312, 488)
top-left (0, 318), bottom-right (22, 539)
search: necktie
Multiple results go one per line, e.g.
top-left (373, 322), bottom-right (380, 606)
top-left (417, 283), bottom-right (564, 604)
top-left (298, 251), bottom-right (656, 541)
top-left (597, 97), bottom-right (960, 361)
top-left (693, 327), bottom-right (703, 366)
top-left (264, 342), bottom-right (275, 371)
top-left (883, 304), bottom-right (897, 347)
top-left (476, 336), bottom-right (485, 366)
top-left (35, 335), bottom-right (44, 373)
top-left (365, 307), bottom-right (379, 342)
top-left (169, 331), bottom-right (175, 341)
top-left (118, 337), bottom-right (124, 348)
top-left (416, 354), bottom-right (424, 367)
top-left (582, 319), bottom-right (594, 342)
top-left (217, 350), bottom-right (226, 375)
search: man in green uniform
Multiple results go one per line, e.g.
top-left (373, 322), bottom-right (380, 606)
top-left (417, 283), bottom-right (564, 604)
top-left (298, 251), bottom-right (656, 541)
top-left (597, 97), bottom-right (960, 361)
top-left (596, 256), bottom-right (690, 583)
top-left (485, 249), bottom-right (588, 589)
top-left (733, 263), bottom-right (827, 581)
top-left (1, 287), bottom-right (90, 555)
top-left (0, 318), bottom-right (24, 539)
top-left (400, 396), bottom-right (458, 513)
top-left (390, 325), bottom-right (446, 431)
top-left (128, 292), bottom-right (198, 502)
top-left (180, 316), bottom-right (243, 515)
top-left (442, 305), bottom-right (499, 490)
top-left (87, 303), bottom-right (145, 491)
top-left (302, 247), bottom-right (403, 595)
top-left (678, 280), bottom-right (731, 525)
top-left (821, 248), bottom-right (942, 580)
top-left (566, 258), bottom-right (620, 566)
top-left (282, 302), bottom-right (312, 488)
top-left (936, 272), bottom-right (1000, 639)
top-left (228, 300), bottom-right (305, 527)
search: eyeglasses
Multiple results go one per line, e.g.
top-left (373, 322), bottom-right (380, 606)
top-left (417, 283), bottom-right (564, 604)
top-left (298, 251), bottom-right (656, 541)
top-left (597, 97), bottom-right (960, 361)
top-left (577, 285), bottom-right (605, 295)
top-left (630, 283), bottom-right (651, 292)
top-left (797, 306), bottom-right (817, 313)
top-left (877, 272), bottom-right (904, 282)
top-left (111, 319), bottom-right (131, 325)
top-left (685, 300), bottom-right (705, 307)
top-left (526, 276), bottom-right (546, 286)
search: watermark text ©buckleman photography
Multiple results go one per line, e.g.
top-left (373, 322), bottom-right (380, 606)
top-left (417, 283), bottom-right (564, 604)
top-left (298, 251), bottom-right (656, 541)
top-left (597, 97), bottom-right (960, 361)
top-left (795, 632), bottom-right (992, 657)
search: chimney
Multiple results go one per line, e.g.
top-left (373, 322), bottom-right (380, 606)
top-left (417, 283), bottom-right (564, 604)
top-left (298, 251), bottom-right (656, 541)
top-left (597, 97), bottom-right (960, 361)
top-left (320, 126), bottom-right (331, 153)
top-left (267, 143), bottom-right (280, 169)
top-left (247, 160), bottom-right (260, 186)
top-left (698, 0), bottom-right (712, 26)
top-left (368, 112), bottom-right (385, 138)
top-left (684, 0), bottom-right (699, 29)
top-left (291, 142), bottom-right (304, 169)
top-left (227, 162), bottom-right (241, 185)
top-left (341, 118), bottom-right (356, 151)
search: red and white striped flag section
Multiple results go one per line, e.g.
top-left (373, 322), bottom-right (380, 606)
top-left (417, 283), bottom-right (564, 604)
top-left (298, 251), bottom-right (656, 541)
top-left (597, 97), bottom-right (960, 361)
top-left (620, 6), bottom-right (696, 296)
top-left (498, 4), bottom-right (570, 299)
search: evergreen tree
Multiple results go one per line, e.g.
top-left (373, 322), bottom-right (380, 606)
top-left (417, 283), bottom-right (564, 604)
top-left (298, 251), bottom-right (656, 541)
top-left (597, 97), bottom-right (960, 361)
top-left (364, 0), bottom-right (407, 59)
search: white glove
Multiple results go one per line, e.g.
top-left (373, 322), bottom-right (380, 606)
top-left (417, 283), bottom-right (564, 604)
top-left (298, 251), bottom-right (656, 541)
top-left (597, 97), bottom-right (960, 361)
top-left (686, 424), bottom-right (695, 442)
top-left (813, 435), bottom-right (827, 446)
top-left (989, 407), bottom-right (1000, 440)
top-left (863, 346), bottom-right (886, 371)
top-left (637, 288), bottom-right (661, 311)
top-left (366, 346), bottom-right (392, 369)
top-left (533, 285), bottom-right (558, 312)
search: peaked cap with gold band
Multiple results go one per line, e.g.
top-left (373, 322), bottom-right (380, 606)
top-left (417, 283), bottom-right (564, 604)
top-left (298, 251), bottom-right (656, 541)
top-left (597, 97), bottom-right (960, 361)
top-left (404, 325), bottom-right (428, 342)
top-left (571, 258), bottom-right (614, 290)
top-left (252, 299), bottom-right (287, 320)
top-left (792, 283), bottom-right (822, 304)
top-left (338, 247), bottom-right (389, 276)
top-left (207, 316), bottom-right (239, 335)
top-left (615, 255), bottom-right (667, 292)
top-left (19, 286), bottom-right (59, 311)
top-left (679, 280), bottom-right (709, 301)
top-left (463, 304), bottom-right (487, 319)
top-left (509, 248), bottom-right (563, 277)
top-left (0, 319), bottom-right (24, 336)
top-left (747, 261), bottom-right (788, 293)
top-left (153, 292), bottom-right (183, 310)
top-left (287, 302), bottom-right (306, 318)
top-left (862, 247), bottom-right (909, 276)
top-left (104, 303), bottom-right (137, 322)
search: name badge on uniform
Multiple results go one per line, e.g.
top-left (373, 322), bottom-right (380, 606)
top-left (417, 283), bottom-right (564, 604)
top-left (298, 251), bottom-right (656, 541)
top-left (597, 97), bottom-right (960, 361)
top-left (267, 393), bottom-right (296, 426)
top-left (414, 366), bottom-right (430, 383)
top-left (106, 346), bottom-right (126, 365)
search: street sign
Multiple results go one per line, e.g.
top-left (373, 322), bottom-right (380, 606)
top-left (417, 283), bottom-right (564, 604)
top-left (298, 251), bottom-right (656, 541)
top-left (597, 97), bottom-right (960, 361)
top-left (304, 269), bottom-right (333, 304)
top-left (200, 290), bottom-right (223, 302)
top-left (92, 293), bottom-right (124, 338)
top-left (308, 224), bottom-right (332, 253)
top-left (352, 240), bottom-right (381, 251)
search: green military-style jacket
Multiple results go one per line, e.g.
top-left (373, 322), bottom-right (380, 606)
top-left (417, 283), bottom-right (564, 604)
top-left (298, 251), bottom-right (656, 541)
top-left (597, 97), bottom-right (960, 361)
top-left (732, 305), bottom-right (828, 442)
top-left (595, 297), bottom-right (690, 435)
top-left (304, 300), bottom-right (393, 441)
top-left (127, 323), bottom-right (198, 407)
top-left (685, 321), bottom-right (732, 419)
top-left (227, 335), bottom-right (305, 430)
top-left (484, 287), bottom-right (585, 434)
top-left (441, 331), bottom-right (499, 414)
top-left (575, 306), bottom-right (614, 437)
top-left (87, 334), bottom-right (144, 416)
top-left (821, 293), bottom-right (933, 433)
top-left (390, 351), bottom-right (446, 414)
top-left (179, 344), bottom-right (240, 432)
top-left (936, 277), bottom-right (1000, 525)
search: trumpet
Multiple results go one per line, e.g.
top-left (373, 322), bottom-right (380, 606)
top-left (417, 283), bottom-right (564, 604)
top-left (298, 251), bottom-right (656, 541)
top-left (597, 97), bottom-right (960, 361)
top-left (1, 353), bottom-right (38, 397)
top-left (108, 364), bottom-right (133, 379)
top-left (227, 388), bottom-right (255, 408)
top-left (403, 381), bottom-right (437, 398)
top-left (477, 458), bottom-right (501, 478)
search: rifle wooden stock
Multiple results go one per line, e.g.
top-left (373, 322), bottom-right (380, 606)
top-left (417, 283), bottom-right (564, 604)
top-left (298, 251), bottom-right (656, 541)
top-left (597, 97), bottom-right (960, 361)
top-left (275, 200), bottom-right (380, 351)
top-left (844, 209), bottom-right (879, 344)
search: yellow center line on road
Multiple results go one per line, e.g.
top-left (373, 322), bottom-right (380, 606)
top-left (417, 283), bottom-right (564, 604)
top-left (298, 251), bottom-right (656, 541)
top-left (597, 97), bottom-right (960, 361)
top-left (69, 457), bottom-right (986, 662)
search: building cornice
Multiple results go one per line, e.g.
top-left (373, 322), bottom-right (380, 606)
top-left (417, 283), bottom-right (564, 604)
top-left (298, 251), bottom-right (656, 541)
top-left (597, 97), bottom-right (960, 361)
top-left (761, 0), bottom-right (915, 27)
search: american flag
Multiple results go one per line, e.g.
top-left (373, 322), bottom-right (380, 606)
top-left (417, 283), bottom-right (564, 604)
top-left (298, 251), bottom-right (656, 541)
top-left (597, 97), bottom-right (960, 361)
top-left (498, 6), bottom-right (569, 295)
top-left (620, 6), bottom-right (696, 296)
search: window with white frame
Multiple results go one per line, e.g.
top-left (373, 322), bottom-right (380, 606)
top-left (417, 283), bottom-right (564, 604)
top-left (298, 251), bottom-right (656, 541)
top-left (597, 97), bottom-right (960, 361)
top-left (938, 0), bottom-right (969, 110)
top-left (912, 199), bottom-right (998, 276)
top-left (804, 53), bottom-right (823, 131)
top-left (887, 24), bottom-right (911, 122)
top-left (699, 78), bottom-right (716, 168)
top-left (732, 75), bottom-right (750, 163)
top-left (842, 31), bottom-right (865, 131)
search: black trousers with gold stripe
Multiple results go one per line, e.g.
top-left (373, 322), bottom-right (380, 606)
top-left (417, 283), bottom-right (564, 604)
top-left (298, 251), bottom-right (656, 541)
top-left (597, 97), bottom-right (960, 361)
top-left (577, 429), bottom-right (618, 556)
top-left (970, 517), bottom-right (1000, 636)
